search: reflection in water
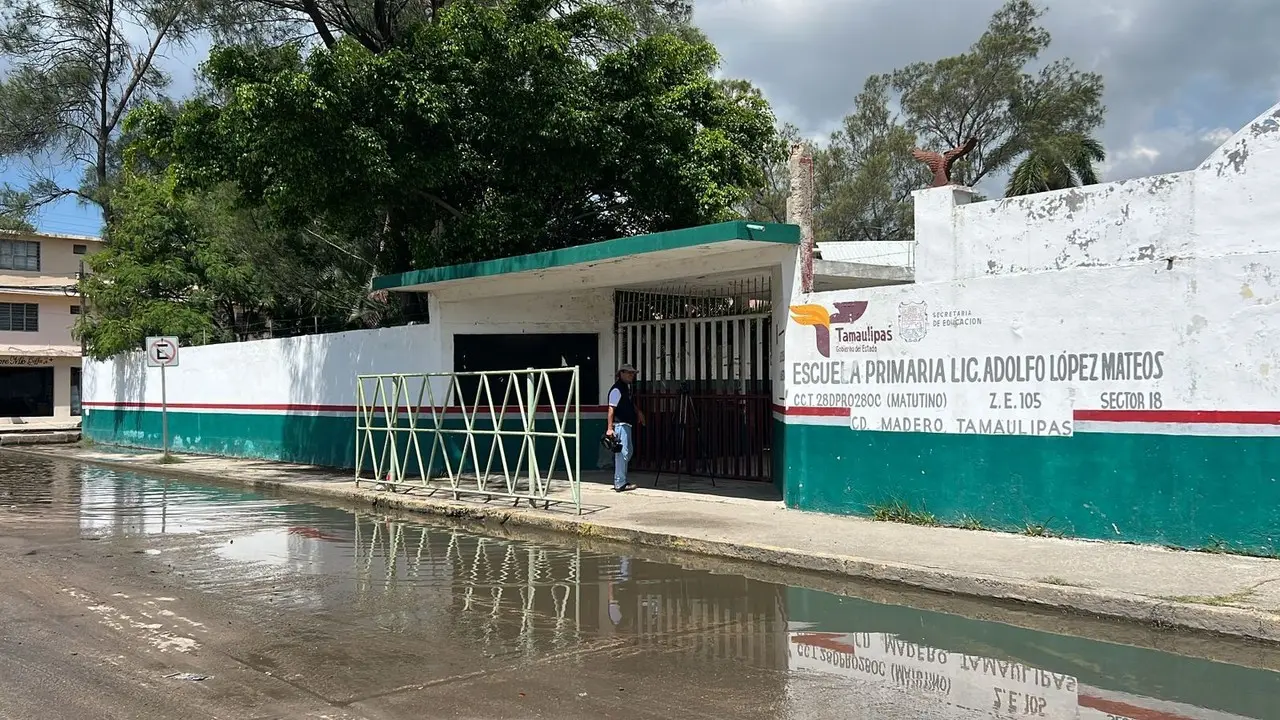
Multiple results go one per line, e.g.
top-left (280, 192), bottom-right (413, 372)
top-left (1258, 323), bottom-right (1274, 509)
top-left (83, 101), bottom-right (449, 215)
top-left (0, 454), bottom-right (77, 510)
top-left (3, 457), bottom-right (1279, 719)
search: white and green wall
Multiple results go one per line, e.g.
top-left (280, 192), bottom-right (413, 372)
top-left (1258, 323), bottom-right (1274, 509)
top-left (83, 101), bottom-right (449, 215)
top-left (84, 102), bottom-right (1280, 553)
top-left (776, 101), bottom-right (1280, 552)
top-left (83, 292), bottom-right (615, 470)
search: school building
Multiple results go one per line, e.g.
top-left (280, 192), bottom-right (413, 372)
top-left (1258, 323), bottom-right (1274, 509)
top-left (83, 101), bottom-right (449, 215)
top-left (82, 100), bottom-right (1280, 552)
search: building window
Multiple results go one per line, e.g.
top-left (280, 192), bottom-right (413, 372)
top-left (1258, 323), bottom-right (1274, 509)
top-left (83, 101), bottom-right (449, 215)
top-left (0, 239), bottom-right (40, 271)
top-left (73, 244), bottom-right (87, 255)
top-left (0, 302), bottom-right (39, 332)
top-left (70, 304), bottom-right (81, 315)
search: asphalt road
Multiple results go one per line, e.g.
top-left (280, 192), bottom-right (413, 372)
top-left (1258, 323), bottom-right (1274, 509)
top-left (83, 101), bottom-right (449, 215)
top-left (2, 453), bottom-right (1278, 719)
top-left (0, 454), bottom-right (954, 719)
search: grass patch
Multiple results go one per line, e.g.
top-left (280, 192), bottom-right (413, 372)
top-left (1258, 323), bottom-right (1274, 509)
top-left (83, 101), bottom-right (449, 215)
top-left (868, 499), bottom-right (938, 526)
top-left (1022, 518), bottom-right (1063, 538)
top-left (1201, 537), bottom-right (1231, 554)
top-left (957, 515), bottom-right (987, 531)
top-left (77, 437), bottom-right (96, 448)
top-left (1164, 589), bottom-right (1257, 607)
top-left (1164, 537), bottom-right (1280, 559)
top-left (156, 453), bottom-right (184, 464)
top-left (1034, 576), bottom-right (1085, 587)
top-left (1199, 537), bottom-right (1279, 559)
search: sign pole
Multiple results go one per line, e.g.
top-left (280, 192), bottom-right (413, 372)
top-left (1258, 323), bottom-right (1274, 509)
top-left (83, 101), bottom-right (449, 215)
top-left (145, 336), bottom-right (179, 461)
top-left (160, 361), bottom-right (169, 459)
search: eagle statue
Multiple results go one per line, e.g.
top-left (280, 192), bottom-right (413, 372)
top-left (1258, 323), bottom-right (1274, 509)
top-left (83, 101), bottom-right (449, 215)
top-left (912, 137), bottom-right (979, 188)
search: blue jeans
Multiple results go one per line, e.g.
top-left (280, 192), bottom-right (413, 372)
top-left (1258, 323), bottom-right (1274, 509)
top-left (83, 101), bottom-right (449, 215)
top-left (613, 423), bottom-right (633, 489)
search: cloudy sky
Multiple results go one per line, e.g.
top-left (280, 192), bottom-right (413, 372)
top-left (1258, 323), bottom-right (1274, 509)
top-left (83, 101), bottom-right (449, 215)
top-left (17, 0), bottom-right (1280, 234)
top-left (696, 0), bottom-right (1280, 180)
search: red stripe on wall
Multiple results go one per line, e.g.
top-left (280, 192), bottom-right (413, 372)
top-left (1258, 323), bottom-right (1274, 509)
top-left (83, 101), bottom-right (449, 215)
top-left (771, 405), bottom-right (849, 417)
top-left (1078, 693), bottom-right (1196, 720)
top-left (1073, 409), bottom-right (1280, 424)
top-left (82, 401), bottom-right (609, 413)
top-left (771, 405), bottom-right (1280, 425)
top-left (81, 402), bottom-right (1280, 425)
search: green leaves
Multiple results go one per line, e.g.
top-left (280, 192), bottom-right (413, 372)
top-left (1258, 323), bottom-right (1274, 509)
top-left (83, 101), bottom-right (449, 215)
top-left (78, 0), bottom-right (760, 355)
top-left (812, 0), bottom-right (1106, 241)
top-left (141, 0), bottom-right (774, 272)
top-left (1005, 132), bottom-right (1106, 197)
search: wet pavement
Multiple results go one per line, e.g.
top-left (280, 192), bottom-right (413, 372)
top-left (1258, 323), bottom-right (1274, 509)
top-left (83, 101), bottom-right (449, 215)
top-left (2, 452), bottom-right (1280, 719)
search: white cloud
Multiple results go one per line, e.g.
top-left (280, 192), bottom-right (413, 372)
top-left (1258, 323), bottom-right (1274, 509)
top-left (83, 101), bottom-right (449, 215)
top-left (1101, 125), bottom-right (1240, 181)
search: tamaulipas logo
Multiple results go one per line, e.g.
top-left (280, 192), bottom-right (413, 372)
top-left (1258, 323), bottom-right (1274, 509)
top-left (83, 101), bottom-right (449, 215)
top-left (789, 301), bottom-right (870, 358)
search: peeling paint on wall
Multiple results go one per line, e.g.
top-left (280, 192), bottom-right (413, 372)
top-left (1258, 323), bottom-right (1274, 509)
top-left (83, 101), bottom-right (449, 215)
top-left (790, 99), bottom-right (1280, 550)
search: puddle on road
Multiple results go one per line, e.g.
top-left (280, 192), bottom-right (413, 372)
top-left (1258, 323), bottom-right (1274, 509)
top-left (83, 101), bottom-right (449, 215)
top-left (3, 453), bottom-right (1280, 719)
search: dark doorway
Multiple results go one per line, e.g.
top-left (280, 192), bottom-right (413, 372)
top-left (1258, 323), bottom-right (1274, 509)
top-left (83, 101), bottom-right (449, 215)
top-left (453, 333), bottom-right (599, 407)
top-left (70, 367), bottom-right (82, 416)
top-left (0, 367), bottom-right (55, 417)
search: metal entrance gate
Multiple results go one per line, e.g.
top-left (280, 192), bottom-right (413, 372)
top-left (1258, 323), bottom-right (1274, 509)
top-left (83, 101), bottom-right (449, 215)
top-left (614, 278), bottom-right (772, 481)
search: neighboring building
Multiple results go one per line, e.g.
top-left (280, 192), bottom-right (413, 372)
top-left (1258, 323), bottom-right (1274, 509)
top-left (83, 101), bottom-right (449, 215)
top-left (0, 231), bottom-right (101, 423)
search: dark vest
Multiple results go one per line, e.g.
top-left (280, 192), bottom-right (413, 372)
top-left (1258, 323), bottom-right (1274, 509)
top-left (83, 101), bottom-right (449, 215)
top-left (610, 380), bottom-right (637, 425)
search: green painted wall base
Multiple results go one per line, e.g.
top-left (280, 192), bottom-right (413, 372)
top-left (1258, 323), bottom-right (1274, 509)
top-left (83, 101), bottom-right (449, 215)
top-left (84, 409), bottom-right (608, 473)
top-left (777, 421), bottom-right (1280, 553)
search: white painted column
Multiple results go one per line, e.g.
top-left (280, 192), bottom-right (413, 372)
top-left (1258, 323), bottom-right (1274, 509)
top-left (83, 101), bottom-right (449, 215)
top-left (52, 360), bottom-right (71, 418)
top-left (911, 185), bottom-right (977, 284)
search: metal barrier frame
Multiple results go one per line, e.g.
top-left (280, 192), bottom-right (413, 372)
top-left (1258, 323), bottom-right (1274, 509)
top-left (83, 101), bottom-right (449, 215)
top-left (354, 367), bottom-right (582, 515)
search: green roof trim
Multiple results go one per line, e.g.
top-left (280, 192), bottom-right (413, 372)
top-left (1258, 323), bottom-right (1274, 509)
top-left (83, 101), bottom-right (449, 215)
top-left (372, 220), bottom-right (799, 292)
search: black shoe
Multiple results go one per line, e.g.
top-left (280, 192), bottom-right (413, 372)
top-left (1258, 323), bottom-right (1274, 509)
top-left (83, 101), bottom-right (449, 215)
top-left (614, 483), bottom-right (637, 492)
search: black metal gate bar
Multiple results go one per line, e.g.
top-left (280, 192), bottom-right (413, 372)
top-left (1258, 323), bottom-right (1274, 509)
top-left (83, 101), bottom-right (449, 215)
top-left (614, 279), bottom-right (772, 482)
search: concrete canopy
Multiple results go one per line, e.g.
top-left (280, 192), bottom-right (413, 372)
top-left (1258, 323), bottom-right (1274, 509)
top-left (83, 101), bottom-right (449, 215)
top-left (370, 221), bottom-right (799, 301)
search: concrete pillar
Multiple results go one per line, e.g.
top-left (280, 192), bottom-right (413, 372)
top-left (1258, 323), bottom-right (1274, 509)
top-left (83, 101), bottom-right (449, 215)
top-left (52, 361), bottom-right (71, 418)
top-left (912, 185), bottom-right (977, 284)
top-left (786, 143), bottom-right (815, 293)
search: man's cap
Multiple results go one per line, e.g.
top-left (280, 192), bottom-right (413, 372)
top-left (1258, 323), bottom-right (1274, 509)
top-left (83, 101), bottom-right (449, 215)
top-left (618, 363), bottom-right (637, 373)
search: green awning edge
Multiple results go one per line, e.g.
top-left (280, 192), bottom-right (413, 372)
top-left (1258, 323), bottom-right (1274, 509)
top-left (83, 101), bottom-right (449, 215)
top-left (371, 220), bottom-right (800, 292)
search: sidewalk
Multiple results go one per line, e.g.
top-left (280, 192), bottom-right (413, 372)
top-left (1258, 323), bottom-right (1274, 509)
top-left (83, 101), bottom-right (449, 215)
top-left (13, 445), bottom-right (1280, 643)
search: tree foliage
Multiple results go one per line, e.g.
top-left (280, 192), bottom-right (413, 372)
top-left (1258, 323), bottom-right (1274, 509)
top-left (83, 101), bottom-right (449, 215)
top-left (0, 0), bottom-right (690, 227)
top-left (815, 75), bottom-right (925, 243)
top-left (813, 0), bottom-right (1104, 242)
top-left (77, 0), bottom-right (772, 354)
top-left (250, 0), bottom-right (692, 54)
top-left (0, 0), bottom-right (265, 219)
top-left (134, 0), bottom-right (775, 275)
top-left (78, 162), bottom-right (393, 359)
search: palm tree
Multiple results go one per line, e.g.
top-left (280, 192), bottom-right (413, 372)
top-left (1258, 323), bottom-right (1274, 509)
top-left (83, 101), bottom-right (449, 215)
top-left (1004, 131), bottom-right (1106, 197)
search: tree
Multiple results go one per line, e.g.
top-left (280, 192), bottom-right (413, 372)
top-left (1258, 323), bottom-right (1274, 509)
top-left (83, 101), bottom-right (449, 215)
top-left (77, 170), bottom-right (246, 358)
top-left (134, 0), bottom-right (776, 279)
top-left (718, 78), bottom-right (794, 224)
top-left (0, 215), bottom-right (34, 232)
top-left (0, 0), bottom-right (690, 229)
top-left (0, 0), bottom-right (263, 220)
top-left (1001, 83), bottom-right (1107, 196)
top-left (1005, 132), bottom-right (1105, 196)
top-left (247, 0), bottom-right (692, 55)
top-left (813, 75), bottom-right (924, 243)
top-left (812, 0), bottom-right (1104, 240)
top-left (0, 188), bottom-right (37, 230)
top-left (889, 0), bottom-right (1103, 187)
top-left (78, 102), bottom-right (399, 359)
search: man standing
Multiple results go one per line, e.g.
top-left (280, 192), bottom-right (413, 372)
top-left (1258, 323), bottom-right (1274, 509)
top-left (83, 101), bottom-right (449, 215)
top-left (606, 363), bottom-right (644, 492)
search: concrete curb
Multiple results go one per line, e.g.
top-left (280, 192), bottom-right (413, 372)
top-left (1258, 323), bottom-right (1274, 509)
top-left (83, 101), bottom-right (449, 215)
top-left (14, 447), bottom-right (1280, 644)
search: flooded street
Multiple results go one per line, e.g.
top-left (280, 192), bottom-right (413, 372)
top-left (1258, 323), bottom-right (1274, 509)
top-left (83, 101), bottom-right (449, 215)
top-left (2, 452), bottom-right (1279, 719)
